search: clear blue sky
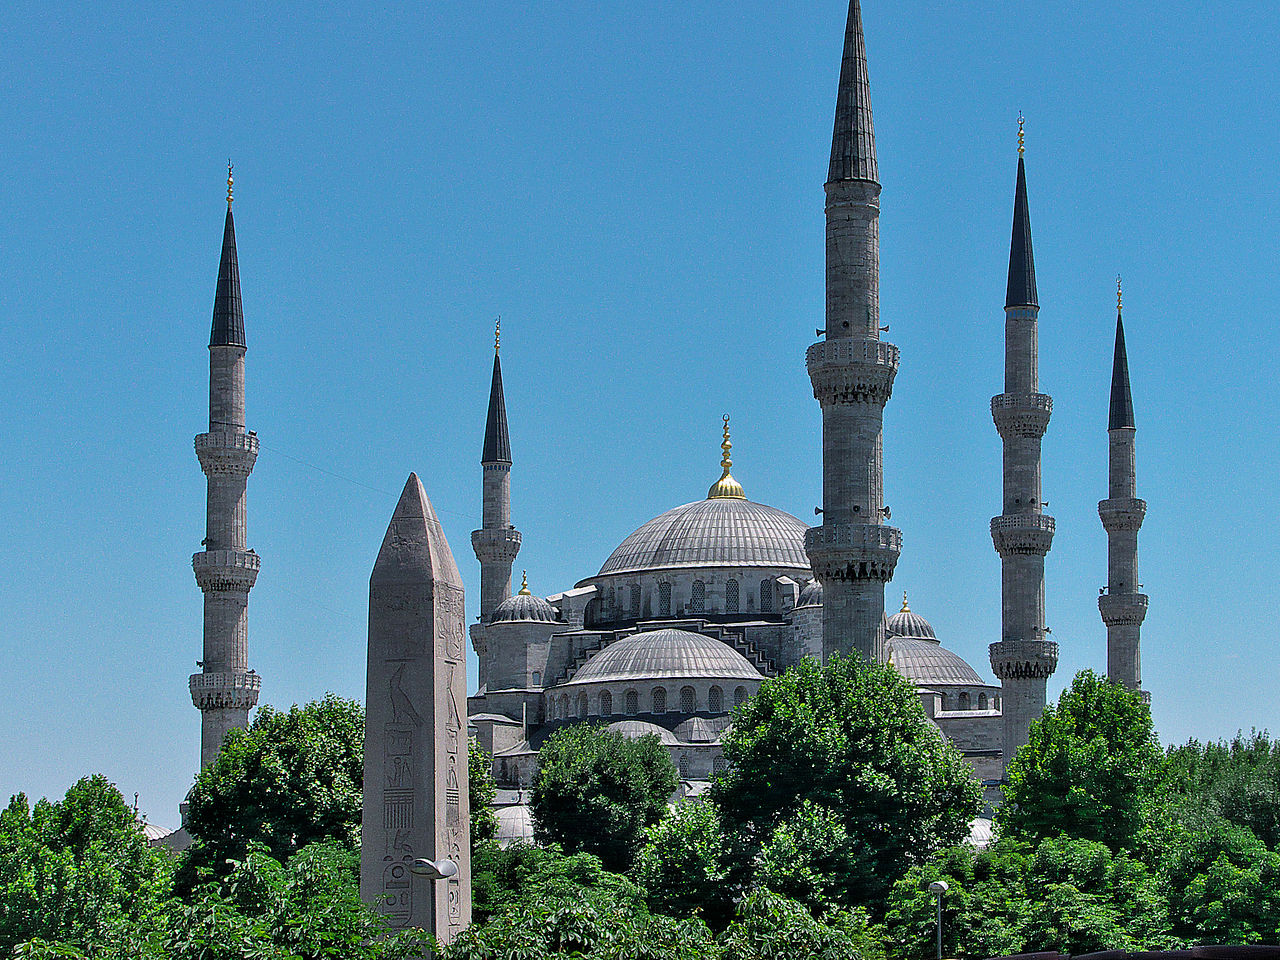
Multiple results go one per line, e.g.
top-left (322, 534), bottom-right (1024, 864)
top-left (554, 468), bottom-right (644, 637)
top-left (3, 0), bottom-right (1278, 827)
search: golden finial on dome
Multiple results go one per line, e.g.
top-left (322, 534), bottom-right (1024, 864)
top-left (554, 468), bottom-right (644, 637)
top-left (495, 316), bottom-right (501, 354)
top-left (900, 591), bottom-right (910, 613)
top-left (1116, 275), bottom-right (1123, 317)
top-left (707, 414), bottom-right (746, 500)
top-left (1017, 113), bottom-right (1025, 157)
top-left (517, 570), bottom-right (531, 596)
top-left (226, 160), bottom-right (234, 207)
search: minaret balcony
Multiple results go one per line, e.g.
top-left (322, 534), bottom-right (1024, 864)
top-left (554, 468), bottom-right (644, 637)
top-left (1099, 592), bottom-right (1148, 626)
top-left (807, 339), bottom-right (899, 405)
top-left (471, 527), bottom-right (522, 564)
top-left (991, 394), bottom-right (1053, 439)
top-left (1098, 497), bottom-right (1146, 533)
top-left (195, 431), bottom-right (259, 478)
top-left (805, 522), bottom-right (902, 583)
top-left (192, 549), bottom-right (260, 593)
top-left (989, 638), bottom-right (1059, 681)
top-left (189, 671), bottom-right (261, 711)
top-left (990, 514), bottom-right (1055, 557)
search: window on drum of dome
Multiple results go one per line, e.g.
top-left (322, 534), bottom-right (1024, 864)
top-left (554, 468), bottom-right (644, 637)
top-left (708, 685), bottom-right (723, 713)
top-left (978, 692), bottom-right (988, 710)
top-left (600, 689), bottom-right (613, 716)
top-left (679, 754), bottom-right (691, 778)
top-left (734, 685), bottom-right (747, 707)
top-left (725, 579), bottom-right (739, 613)
top-left (630, 583), bottom-right (641, 615)
top-left (691, 580), bottom-right (706, 614)
top-left (578, 692), bottom-right (588, 717)
top-left (759, 579), bottom-right (773, 612)
top-left (652, 687), bottom-right (667, 714)
top-left (607, 587), bottom-right (614, 615)
top-left (659, 582), bottom-right (672, 616)
top-left (560, 694), bottom-right (569, 718)
top-left (680, 686), bottom-right (696, 714)
top-left (959, 692), bottom-right (970, 711)
top-left (531, 671), bottom-right (541, 687)
top-left (713, 756), bottom-right (728, 775)
top-left (625, 689), bottom-right (638, 715)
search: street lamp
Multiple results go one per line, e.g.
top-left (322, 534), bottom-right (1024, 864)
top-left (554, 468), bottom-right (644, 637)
top-left (409, 858), bottom-right (458, 934)
top-left (927, 880), bottom-right (948, 960)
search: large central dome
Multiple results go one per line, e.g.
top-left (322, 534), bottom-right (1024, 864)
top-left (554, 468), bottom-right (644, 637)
top-left (595, 497), bottom-right (811, 577)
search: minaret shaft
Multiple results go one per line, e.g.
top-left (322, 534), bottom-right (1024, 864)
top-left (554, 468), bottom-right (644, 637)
top-left (191, 202), bottom-right (260, 767)
top-left (805, 1), bottom-right (900, 663)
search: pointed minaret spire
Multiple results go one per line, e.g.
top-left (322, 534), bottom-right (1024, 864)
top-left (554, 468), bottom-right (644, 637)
top-left (1109, 278), bottom-right (1135, 429)
top-left (210, 162), bottom-right (245, 348)
top-left (481, 320), bottom-right (511, 464)
top-left (828, 0), bottom-right (879, 184)
top-left (1005, 122), bottom-right (1038, 310)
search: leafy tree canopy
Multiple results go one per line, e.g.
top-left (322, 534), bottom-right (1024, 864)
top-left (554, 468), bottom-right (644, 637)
top-left (468, 738), bottom-right (498, 855)
top-left (530, 724), bottom-right (678, 872)
top-left (633, 798), bottom-right (732, 928)
top-left (711, 654), bottom-right (981, 904)
top-left (1000, 670), bottom-right (1164, 851)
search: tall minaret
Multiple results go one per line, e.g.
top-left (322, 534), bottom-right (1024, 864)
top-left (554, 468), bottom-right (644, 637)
top-left (989, 121), bottom-right (1058, 761)
top-left (190, 165), bottom-right (261, 767)
top-left (1099, 279), bottom-right (1148, 697)
top-left (805, 0), bottom-right (901, 663)
top-left (471, 320), bottom-right (521, 629)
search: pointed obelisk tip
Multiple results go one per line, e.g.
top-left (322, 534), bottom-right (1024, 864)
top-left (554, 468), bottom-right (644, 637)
top-left (373, 473), bottom-right (463, 586)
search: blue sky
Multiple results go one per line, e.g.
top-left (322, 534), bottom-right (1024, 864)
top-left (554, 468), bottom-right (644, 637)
top-left (3, 0), bottom-right (1279, 827)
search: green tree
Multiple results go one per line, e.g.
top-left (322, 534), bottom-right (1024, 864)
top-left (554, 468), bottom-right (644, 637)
top-left (0, 776), bottom-right (173, 956)
top-left (1166, 732), bottom-right (1280, 850)
top-left (530, 724), bottom-right (678, 872)
top-left (711, 654), bottom-right (981, 905)
top-left (472, 842), bottom-right (646, 923)
top-left (755, 800), bottom-right (866, 915)
top-left (999, 670), bottom-right (1164, 851)
top-left (180, 694), bottom-right (364, 886)
top-left (633, 798), bottom-right (732, 927)
top-left (719, 889), bottom-right (884, 960)
top-left (468, 739), bottom-right (498, 855)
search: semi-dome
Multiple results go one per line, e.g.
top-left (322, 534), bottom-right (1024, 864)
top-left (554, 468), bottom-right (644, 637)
top-left (886, 594), bottom-right (936, 640)
top-left (593, 499), bottom-right (810, 578)
top-left (797, 579), bottom-right (823, 607)
top-left (889, 637), bottom-right (985, 687)
top-left (491, 573), bottom-right (558, 624)
top-left (568, 629), bottom-right (763, 685)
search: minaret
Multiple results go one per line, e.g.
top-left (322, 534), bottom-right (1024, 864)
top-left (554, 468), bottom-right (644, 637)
top-left (471, 320), bottom-right (521, 629)
top-left (805, 0), bottom-right (901, 663)
top-left (1099, 279), bottom-right (1148, 697)
top-left (190, 164), bottom-right (261, 767)
top-left (989, 121), bottom-right (1058, 761)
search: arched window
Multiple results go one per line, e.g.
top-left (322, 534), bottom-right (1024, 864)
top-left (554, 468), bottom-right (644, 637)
top-left (531, 671), bottom-right (541, 687)
top-left (994, 695), bottom-right (1001, 710)
top-left (725, 579), bottom-right (739, 613)
top-left (978, 693), bottom-right (988, 710)
top-left (691, 580), bottom-right (706, 614)
top-left (577, 692), bottom-right (588, 717)
top-left (759, 579), bottom-right (773, 613)
top-left (600, 689), bottom-right (613, 716)
top-left (713, 756), bottom-right (728, 776)
top-left (630, 582), bottom-right (641, 615)
top-left (500, 759), bottom-right (509, 783)
top-left (959, 692), bottom-right (970, 711)
top-left (607, 587), bottom-right (615, 616)
top-left (939, 694), bottom-right (948, 711)
top-left (652, 687), bottom-right (667, 714)
top-left (734, 685), bottom-right (747, 708)
top-left (659, 582), bottom-right (672, 616)
top-left (625, 689), bottom-right (638, 715)
top-left (708, 685), bottom-right (723, 713)
top-left (560, 694), bottom-right (569, 718)
top-left (680, 686), bottom-right (696, 714)
top-left (679, 754), bottom-right (691, 778)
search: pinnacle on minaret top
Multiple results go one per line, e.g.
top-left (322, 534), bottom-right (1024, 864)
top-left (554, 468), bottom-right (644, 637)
top-left (481, 337), bottom-right (511, 464)
top-left (828, 0), bottom-right (878, 184)
top-left (1109, 283), bottom-right (1135, 430)
top-left (1005, 120), bottom-right (1038, 310)
top-left (210, 168), bottom-right (245, 348)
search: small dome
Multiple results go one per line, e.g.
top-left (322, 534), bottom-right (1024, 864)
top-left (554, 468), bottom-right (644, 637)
top-left (885, 594), bottom-right (936, 640)
top-left (889, 636), bottom-right (985, 687)
top-left (491, 575), bottom-right (558, 623)
top-left (674, 715), bottom-right (733, 743)
top-left (568, 629), bottom-right (763, 685)
top-left (605, 719), bottom-right (680, 745)
top-left (496, 805), bottom-right (534, 848)
top-left (797, 579), bottom-right (823, 607)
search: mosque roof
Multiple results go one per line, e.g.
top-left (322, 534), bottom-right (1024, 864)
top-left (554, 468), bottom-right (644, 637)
top-left (605, 719), bottom-right (680, 746)
top-left (567, 629), bottom-right (763, 685)
top-left (491, 573), bottom-right (558, 623)
top-left (673, 715), bottom-right (733, 743)
top-left (889, 636), bottom-right (985, 687)
top-left (496, 805), bottom-right (534, 847)
top-left (885, 594), bottom-right (936, 640)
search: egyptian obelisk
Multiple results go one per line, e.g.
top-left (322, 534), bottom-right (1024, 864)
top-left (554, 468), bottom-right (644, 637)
top-left (362, 473), bottom-right (471, 941)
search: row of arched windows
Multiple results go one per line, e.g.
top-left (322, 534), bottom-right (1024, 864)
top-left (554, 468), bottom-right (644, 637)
top-left (547, 684), bottom-right (751, 720)
top-left (647, 578), bottom-right (774, 617)
top-left (938, 691), bottom-right (997, 711)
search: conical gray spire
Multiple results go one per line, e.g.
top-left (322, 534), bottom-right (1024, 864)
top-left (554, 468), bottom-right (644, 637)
top-left (210, 207), bottom-right (245, 347)
top-left (481, 352), bottom-right (511, 464)
top-left (1005, 156), bottom-right (1038, 309)
top-left (1109, 314), bottom-right (1135, 429)
top-left (828, 0), bottom-right (878, 184)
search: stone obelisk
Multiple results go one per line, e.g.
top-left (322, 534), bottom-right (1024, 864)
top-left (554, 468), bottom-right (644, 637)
top-left (362, 473), bottom-right (471, 942)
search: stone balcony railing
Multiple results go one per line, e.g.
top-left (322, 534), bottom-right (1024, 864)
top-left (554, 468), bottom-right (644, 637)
top-left (1098, 497), bottom-right (1147, 533)
top-left (989, 638), bottom-right (1059, 680)
top-left (1098, 592), bottom-right (1149, 626)
top-left (990, 513), bottom-right (1055, 557)
top-left (192, 549), bottom-right (261, 593)
top-left (195, 431), bottom-right (259, 478)
top-left (189, 670), bottom-right (261, 711)
top-left (471, 527), bottom-right (522, 563)
top-left (991, 393), bottom-right (1053, 439)
top-left (805, 522), bottom-right (902, 582)
top-left (806, 338), bottom-right (899, 405)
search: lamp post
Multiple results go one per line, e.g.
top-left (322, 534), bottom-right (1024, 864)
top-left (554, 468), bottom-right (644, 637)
top-left (409, 858), bottom-right (458, 936)
top-left (927, 880), bottom-right (948, 960)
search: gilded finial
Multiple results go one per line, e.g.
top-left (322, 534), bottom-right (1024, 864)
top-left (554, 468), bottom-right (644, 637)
top-left (518, 570), bottom-right (531, 596)
top-left (495, 316), bottom-right (501, 354)
top-left (1017, 113), bottom-right (1025, 157)
top-left (1116, 275), bottom-right (1123, 317)
top-left (707, 414), bottom-right (746, 499)
top-left (226, 160), bottom-right (234, 207)
top-left (901, 591), bottom-right (910, 613)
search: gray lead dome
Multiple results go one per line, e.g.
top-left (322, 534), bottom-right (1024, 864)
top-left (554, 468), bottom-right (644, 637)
top-left (596, 498), bottom-right (810, 578)
top-left (568, 629), bottom-right (762, 684)
top-left (490, 592), bottom-right (557, 624)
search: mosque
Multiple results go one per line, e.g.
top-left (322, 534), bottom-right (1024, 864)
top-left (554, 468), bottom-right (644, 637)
top-left (183, 0), bottom-right (1149, 844)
